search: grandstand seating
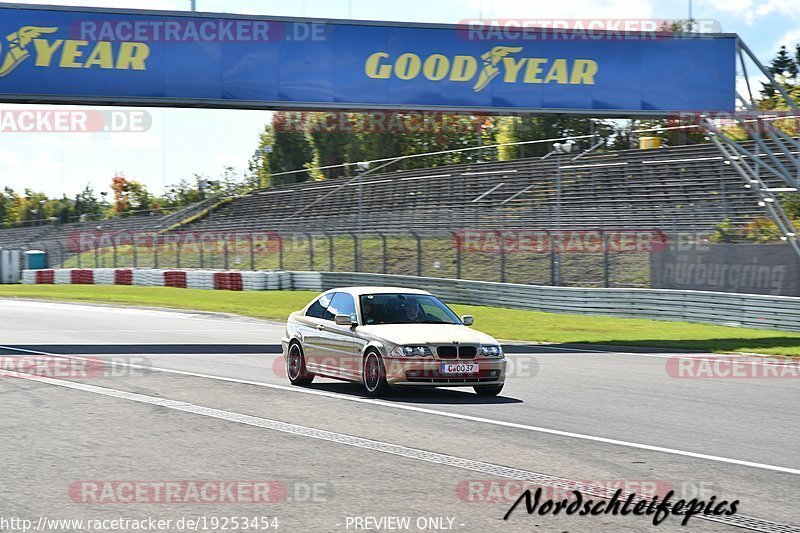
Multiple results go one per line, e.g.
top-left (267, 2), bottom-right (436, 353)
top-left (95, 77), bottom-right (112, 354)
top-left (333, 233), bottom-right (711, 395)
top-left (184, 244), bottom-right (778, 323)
top-left (180, 140), bottom-right (786, 236)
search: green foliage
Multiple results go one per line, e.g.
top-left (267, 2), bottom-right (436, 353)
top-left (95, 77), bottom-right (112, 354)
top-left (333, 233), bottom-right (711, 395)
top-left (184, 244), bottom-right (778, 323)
top-left (780, 193), bottom-right (800, 219)
top-left (743, 217), bottom-right (783, 243)
top-left (709, 218), bottom-right (735, 243)
top-left (73, 184), bottom-right (103, 220)
top-left (759, 44), bottom-right (800, 111)
top-left (264, 112), bottom-right (315, 185)
top-left (0, 187), bottom-right (13, 225)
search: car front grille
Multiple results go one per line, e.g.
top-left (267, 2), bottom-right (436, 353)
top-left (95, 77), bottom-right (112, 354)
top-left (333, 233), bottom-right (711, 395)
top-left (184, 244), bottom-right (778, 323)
top-left (459, 346), bottom-right (477, 359)
top-left (437, 345), bottom-right (477, 359)
top-left (437, 346), bottom-right (457, 359)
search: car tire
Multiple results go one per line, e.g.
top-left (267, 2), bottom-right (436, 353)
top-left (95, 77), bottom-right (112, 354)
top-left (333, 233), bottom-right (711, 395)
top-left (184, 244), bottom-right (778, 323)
top-left (474, 384), bottom-right (504, 397)
top-left (287, 342), bottom-right (314, 386)
top-left (363, 351), bottom-right (391, 397)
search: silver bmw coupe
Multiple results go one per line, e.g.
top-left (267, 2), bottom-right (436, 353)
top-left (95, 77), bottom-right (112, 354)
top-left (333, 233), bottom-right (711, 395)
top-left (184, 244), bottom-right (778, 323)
top-left (282, 287), bottom-right (507, 397)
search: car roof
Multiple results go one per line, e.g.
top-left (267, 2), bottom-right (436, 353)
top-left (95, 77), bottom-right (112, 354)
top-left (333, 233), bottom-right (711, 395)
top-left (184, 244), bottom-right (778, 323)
top-left (324, 287), bottom-right (433, 297)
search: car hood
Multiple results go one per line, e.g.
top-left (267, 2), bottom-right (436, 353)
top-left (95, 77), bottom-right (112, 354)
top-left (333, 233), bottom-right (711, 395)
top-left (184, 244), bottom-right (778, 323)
top-left (357, 324), bottom-right (498, 346)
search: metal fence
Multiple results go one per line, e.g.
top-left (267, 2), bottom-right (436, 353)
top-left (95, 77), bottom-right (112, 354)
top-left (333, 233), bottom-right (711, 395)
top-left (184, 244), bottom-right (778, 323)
top-left (24, 229), bottom-right (800, 295)
top-left (25, 228), bottom-right (684, 289)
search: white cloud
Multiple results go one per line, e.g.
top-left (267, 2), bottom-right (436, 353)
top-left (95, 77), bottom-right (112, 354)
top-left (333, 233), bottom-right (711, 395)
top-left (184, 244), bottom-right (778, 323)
top-left (702, 0), bottom-right (799, 25)
top-left (755, 0), bottom-right (798, 18)
top-left (775, 29), bottom-right (800, 50)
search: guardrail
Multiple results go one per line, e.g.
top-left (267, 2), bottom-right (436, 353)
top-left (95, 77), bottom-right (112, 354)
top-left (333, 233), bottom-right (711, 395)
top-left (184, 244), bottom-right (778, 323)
top-left (19, 268), bottom-right (800, 332)
top-left (312, 271), bottom-right (800, 332)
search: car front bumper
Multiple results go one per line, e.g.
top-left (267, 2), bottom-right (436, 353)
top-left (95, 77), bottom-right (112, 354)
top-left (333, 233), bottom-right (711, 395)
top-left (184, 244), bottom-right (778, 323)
top-left (382, 357), bottom-right (507, 387)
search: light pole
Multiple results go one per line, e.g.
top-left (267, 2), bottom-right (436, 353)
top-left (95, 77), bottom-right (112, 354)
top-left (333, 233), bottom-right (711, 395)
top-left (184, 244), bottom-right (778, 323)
top-left (355, 161), bottom-right (369, 232)
top-left (551, 141), bottom-right (576, 286)
top-left (355, 161), bottom-right (369, 271)
top-left (190, 0), bottom-right (196, 11)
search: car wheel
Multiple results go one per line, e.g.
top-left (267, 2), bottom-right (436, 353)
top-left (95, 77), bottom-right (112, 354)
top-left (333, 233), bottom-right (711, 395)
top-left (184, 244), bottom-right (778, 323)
top-left (287, 342), bottom-right (314, 386)
top-left (363, 351), bottom-right (391, 397)
top-left (474, 384), bottom-right (504, 397)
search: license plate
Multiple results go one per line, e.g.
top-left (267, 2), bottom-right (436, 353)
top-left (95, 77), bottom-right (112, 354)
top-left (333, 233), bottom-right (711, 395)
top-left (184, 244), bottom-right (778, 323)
top-left (441, 363), bottom-right (479, 374)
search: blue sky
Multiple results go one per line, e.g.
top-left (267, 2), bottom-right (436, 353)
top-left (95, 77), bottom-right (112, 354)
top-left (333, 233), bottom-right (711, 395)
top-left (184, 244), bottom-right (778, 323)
top-left (0, 0), bottom-right (797, 198)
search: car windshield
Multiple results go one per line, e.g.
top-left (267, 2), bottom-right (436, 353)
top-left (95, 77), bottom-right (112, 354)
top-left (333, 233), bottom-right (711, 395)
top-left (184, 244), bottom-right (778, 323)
top-left (359, 293), bottom-right (462, 325)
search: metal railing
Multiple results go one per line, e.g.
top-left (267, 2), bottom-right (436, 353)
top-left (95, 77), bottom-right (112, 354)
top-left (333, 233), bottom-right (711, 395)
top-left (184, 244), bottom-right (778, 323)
top-left (302, 271), bottom-right (800, 332)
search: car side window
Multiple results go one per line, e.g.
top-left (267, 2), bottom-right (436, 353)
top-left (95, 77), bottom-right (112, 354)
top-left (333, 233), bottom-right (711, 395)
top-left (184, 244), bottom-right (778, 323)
top-left (327, 293), bottom-right (357, 323)
top-left (306, 293), bottom-right (334, 319)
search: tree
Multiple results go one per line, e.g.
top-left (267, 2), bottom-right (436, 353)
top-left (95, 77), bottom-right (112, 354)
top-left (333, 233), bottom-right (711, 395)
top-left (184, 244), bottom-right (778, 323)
top-left (73, 184), bottom-right (102, 221)
top-left (110, 175), bottom-right (154, 213)
top-left (162, 177), bottom-right (205, 209)
top-left (266, 112), bottom-right (314, 185)
top-left (127, 180), bottom-right (155, 211)
top-left (0, 187), bottom-right (12, 226)
top-left (307, 112), bottom-right (356, 179)
top-left (111, 175), bottom-right (131, 213)
top-left (759, 44), bottom-right (800, 108)
top-left (218, 166), bottom-right (248, 196)
top-left (769, 46), bottom-right (794, 77)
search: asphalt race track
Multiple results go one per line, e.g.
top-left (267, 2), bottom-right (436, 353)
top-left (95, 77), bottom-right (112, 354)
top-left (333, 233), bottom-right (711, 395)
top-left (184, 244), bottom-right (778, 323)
top-left (1, 298), bottom-right (799, 533)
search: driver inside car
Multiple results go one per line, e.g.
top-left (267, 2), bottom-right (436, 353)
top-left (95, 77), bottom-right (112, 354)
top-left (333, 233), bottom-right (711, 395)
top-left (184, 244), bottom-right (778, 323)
top-left (404, 299), bottom-right (428, 323)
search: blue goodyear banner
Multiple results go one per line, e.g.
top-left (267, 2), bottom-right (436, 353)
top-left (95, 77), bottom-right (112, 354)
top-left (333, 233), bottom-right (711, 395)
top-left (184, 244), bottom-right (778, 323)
top-left (0, 5), bottom-right (737, 114)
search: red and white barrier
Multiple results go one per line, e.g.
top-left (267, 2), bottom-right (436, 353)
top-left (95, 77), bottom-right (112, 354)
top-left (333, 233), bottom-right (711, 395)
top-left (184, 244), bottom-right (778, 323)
top-left (21, 268), bottom-right (282, 292)
top-left (54, 269), bottom-right (72, 284)
top-left (94, 268), bottom-right (117, 285)
top-left (186, 270), bottom-right (215, 290)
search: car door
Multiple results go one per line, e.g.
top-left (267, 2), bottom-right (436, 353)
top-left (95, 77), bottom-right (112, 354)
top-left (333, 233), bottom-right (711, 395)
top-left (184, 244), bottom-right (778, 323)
top-left (318, 292), bottom-right (359, 379)
top-left (301, 292), bottom-right (335, 371)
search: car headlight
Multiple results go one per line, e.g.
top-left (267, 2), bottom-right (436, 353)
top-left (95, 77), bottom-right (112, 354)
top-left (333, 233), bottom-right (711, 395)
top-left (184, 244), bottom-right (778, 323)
top-left (390, 346), bottom-right (433, 358)
top-left (480, 345), bottom-right (503, 357)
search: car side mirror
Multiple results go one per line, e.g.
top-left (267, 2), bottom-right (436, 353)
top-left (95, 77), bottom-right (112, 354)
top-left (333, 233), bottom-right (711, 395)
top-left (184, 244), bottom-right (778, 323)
top-left (462, 315), bottom-right (474, 326)
top-left (335, 314), bottom-right (355, 326)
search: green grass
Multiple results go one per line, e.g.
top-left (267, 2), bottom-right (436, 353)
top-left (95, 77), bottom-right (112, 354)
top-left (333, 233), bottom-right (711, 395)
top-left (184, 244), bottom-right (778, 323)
top-left (1, 285), bottom-right (799, 356)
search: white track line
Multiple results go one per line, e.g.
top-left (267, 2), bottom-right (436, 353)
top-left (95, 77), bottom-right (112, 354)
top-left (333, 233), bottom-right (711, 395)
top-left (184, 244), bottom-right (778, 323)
top-left (2, 344), bottom-right (799, 476)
